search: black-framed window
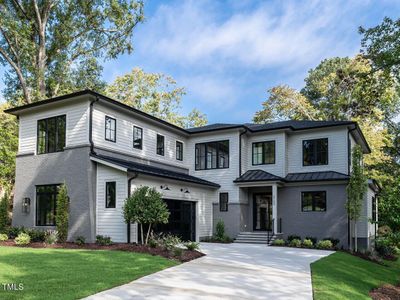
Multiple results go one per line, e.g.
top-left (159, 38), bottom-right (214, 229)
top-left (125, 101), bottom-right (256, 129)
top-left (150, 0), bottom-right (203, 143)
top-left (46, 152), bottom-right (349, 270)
top-left (37, 115), bottom-right (66, 154)
top-left (301, 191), bottom-right (326, 212)
top-left (252, 141), bottom-right (275, 165)
top-left (372, 196), bottom-right (377, 222)
top-left (176, 141), bottom-right (183, 161)
top-left (195, 140), bottom-right (229, 170)
top-left (105, 182), bottom-right (116, 208)
top-left (219, 193), bottom-right (228, 212)
top-left (303, 138), bottom-right (328, 166)
top-left (105, 116), bottom-right (116, 142)
top-left (36, 184), bottom-right (60, 226)
top-left (133, 126), bottom-right (143, 149)
top-left (157, 134), bottom-right (165, 156)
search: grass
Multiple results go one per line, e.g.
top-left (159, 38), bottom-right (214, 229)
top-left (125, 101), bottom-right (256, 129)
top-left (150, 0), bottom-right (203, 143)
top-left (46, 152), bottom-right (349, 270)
top-left (0, 246), bottom-right (177, 300)
top-left (311, 251), bottom-right (400, 300)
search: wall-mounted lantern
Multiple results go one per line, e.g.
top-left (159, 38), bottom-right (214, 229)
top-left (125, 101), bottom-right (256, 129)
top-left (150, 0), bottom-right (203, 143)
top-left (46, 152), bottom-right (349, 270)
top-left (180, 188), bottom-right (190, 194)
top-left (160, 185), bottom-right (170, 191)
top-left (22, 197), bottom-right (30, 213)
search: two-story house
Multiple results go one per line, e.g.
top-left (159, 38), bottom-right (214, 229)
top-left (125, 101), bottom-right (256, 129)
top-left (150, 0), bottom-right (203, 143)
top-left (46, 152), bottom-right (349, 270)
top-left (5, 90), bottom-right (379, 249)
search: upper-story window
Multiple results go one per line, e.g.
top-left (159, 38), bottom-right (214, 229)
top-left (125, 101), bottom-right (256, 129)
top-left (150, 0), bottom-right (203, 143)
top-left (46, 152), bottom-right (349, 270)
top-left (303, 138), bottom-right (328, 166)
top-left (37, 115), bottom-right (66, 154)
top-left (195, 140), bottom-right (229, 170)
top-left (176, 141), bottom-right (183, 161)
top-left (252, 141), bottom-right (275, 165)
top-left (157, 134), bottom-right (165, 156)
top-left (133, 126), bottom-right (143, 149)
top-left (105, 116), bottom-right (116, 142)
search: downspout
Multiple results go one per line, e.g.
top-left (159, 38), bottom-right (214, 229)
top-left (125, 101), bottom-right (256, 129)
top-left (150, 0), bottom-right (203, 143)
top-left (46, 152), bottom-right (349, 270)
top-left (89, 96), bottom-right (100, 155)
top-left (239, 128), bottom-right (247, 177)
top-left (127, 174), bottom-right (138, 243)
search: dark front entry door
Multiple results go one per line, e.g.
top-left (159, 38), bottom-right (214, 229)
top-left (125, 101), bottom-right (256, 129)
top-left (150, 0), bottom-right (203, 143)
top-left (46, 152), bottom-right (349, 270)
top-left (253, 193), bottom-right (272, 231)
top-left (153, 199), bottom-right (196, 241)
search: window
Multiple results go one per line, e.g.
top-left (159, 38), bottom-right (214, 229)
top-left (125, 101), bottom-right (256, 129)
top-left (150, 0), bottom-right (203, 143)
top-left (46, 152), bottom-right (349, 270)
top-left (156, 134), bottom-right (165, 156)
top-left (133, 126), bottom-right (143, 149)
top-left (301, 191), bottom-right (326, 212)
top-left (372, 196), bottom-right (377, 222)
top-left (105, 182), bottom-right (116, 208)
top-left (195, 140), bottom-right (229, 170)
top-left (219, 193), bottom-right (228, 212)
top-left (176, 141), bottom-right (183, 161)
top-left (252, 141), bottom-right (275, 165)
top-left (303, 138), bottom-right (328, 166)
top-left (37, 115), bottom-right (66, 154)
top-left (105, 116), bottom-right (116, 142)
top-left (36, 184), bottom-right (60, 226)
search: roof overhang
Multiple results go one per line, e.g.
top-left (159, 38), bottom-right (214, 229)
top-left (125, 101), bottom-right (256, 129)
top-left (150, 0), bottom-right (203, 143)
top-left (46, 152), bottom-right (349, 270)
top-left (90, 156), bottom-right (128, 172)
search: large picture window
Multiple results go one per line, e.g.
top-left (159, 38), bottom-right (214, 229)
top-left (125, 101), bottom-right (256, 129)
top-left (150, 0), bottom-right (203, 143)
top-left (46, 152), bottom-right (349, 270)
top-left (105, 116), bottom-right (116, 142)
top-left (36, 185), bottom-right (60, 226)
top-left (195, 140), bottom-right (229, 170)
top-left (157, 134), bottom-right (165, 156)
top-left (301, 191), bottom-right (326, 212)
top-left (219, 193), bottom-right (228, 212)
top-left (176, 141), bottom-right (183, 161)
top-left (133, 126), bottom-right (143, 149)
top-left (252, 141), bottom-right (275, 165)
top-left (37, 115), bottom-right (66, 154)
top-left (303, 138), bottom-right (328, 166)
top-left (106, 182), bottom-right (116, 208)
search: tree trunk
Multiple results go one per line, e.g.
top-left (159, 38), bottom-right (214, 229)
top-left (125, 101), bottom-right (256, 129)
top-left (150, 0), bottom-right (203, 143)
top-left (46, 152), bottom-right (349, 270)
top-left (145, 223), bottom-right (152, 245)
top-left (354, 221), bottom-right (358, 252)
top-left (349, 221), bottom-right (353, 251)
top-left (140, 223), bottom-right (144, 245)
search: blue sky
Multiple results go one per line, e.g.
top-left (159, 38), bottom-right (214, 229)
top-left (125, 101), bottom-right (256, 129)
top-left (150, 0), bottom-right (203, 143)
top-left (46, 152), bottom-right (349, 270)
top-left (1, 0), bottom-right (400, 124)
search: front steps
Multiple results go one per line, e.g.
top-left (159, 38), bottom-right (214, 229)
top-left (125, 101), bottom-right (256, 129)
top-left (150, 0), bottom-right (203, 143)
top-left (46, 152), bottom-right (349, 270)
top-left (234, 232), bottom-right (282, 245)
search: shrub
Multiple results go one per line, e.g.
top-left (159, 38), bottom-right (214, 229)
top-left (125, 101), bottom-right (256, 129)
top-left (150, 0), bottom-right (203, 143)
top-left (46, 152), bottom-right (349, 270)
top-left (322, 237), bottom-right (340, 248)
top-left (5, 226), bottom-right (24, 239)
top-left (215, 220), bottom-right (226, 240)
top-left (185, 241), bottom-right (199, 251)
top-left (75, 236), bottom-right (86, 245)
top-left (272, 239), bottom-right (285, 246)
top-left (56, 183), bottom-right (69, 243)
top-left (0, 192), bottom-right (10, 232)
top-left (0, 233), bottom-right (8, 241)
top-left (302, 239), bottom-right (314, 248)
top-left (15, 232), bottom-right (30, 245)
top-left (305, 236), bottom-right (317, 245)
top-left (375, 237), bottom-right (397, 257)
top-left (289, 238), bottom-right (301, 247)
top-left (25, 229), bottom-right (46, 242)
top-left (172, 246), bottom-right (183, 257)
top-left (377, 225), bottom-right (392, 236)
top-left (45, 230), bottom-right (58, 245)
top-left (96, 235), bottom-right (112, 246)
top-left (287, 235), bottom-right (301, 242)
top-left (316, 240), bottom-right (333, 249)
top-left (161, 234), bottom-right (181, 251)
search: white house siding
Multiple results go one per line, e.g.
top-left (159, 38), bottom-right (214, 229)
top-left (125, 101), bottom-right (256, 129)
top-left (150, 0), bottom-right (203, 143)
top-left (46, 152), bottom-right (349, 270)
top-left (287, 127), bottom-right (349, 174)
top-left (130, 175), bottom-right (216, 241)
top-left (92, 103), bottom-right (188, 169)
top-left (18, 100), bottom-right (90, 154)
top-left (245, 131), bottom-right (287, 177)
top-left (96, 164), bottom-right (129, 243)
top-left (187, 130), bottom-right (241, 204)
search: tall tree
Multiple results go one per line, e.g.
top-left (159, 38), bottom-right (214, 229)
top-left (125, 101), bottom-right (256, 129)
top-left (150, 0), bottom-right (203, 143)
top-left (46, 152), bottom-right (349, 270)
top-left (106, 68), bottom-right (208, 128)
top-left (0, 0), bottom-right (144, 104)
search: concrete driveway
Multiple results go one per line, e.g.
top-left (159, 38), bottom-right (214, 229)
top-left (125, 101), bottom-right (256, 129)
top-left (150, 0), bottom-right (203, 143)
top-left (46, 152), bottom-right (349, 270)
top-left (86, 243), bottom-right (333, 300)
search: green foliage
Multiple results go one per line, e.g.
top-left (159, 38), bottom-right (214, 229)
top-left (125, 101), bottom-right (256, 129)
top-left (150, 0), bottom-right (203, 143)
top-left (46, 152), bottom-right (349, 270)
top-left (15, 232), bottom-right (30, 245)
top-left (5, 226), bottom-right (23, 239)
top-left (316, 240), bottom-right (333, 249)
top-left (96, 235), bottom-right (112, 246)
top-left (289, 238), bottom-right (301, 247)
top-left (215, 219), bottom-right (226, 240)
top-left (379, 177), bottom-right (400, 232)
top-left (172, 247), bottom-right (183, 258)
top-left (272, 239), bottom-right (285, 246)
top-left (302, 239), bottom-right (314, 248)
top-left (123, 186), bottom-right (170, 244)
top-left (305, 236), bottom-right (317, 245)
top-left (25, 228), bottom-right (46, 243)
top-left (184, 241), bottom-right (200, 251)
top-left (322, 238), bottom-right (340, 248)
top-left (0, 190), bottom-right (10, 232)
top-left (55, 183), bottom-right (69, 243)
top-left (45, 230), bottom-right (58, 245)
top-left (378, 225), bottom-right (393, 236)
top-left (160, 234), bottom-right (182, 251)
top-left (375, 237), bottom-right (397, 258)
top-left (106, 68), bottom-right (207, 128)
top-left (287, 235), bottom-right (301, 242)
top-left (0, 233), bottom-right (8, 241)
top-left (148, 238), bottom-right (158, 248)
top-left (75, 236), bottom-right (86, 246)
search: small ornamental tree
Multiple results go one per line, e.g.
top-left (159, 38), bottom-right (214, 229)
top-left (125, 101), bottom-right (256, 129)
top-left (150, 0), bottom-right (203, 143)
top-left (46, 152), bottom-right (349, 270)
top-left (123, 186), bottom-right (170, 245)
top-left (346, 145), bottom-right (368, 252)
top-left (0, 190), bottom-right (10, 232)
top-left (56, 183), bottom-right (69, 243)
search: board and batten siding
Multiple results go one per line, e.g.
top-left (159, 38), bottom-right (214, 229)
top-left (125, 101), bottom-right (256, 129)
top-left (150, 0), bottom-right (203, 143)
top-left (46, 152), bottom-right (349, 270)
top-left (92, 103), bottom-right (189, 169)
top-left (18, 100), bottom-right (90, 154)
top-left (287, 127), bottom-right (349, 174)
top-left (187, 130), bottom-right (241, 203)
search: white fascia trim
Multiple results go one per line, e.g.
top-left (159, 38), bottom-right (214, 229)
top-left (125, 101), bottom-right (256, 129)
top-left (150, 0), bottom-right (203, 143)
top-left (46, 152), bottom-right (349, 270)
top-left (234, 181), bottom-right (282, 187)
top-left (90, 157), bottom-right (128, 172)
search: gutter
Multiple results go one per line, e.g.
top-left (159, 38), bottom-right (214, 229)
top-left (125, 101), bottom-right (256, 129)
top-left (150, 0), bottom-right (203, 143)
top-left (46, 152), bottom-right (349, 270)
top-left (89, 96), bottom-right (100, 155)
top-left (238, 128), bottom-right (247, 177)
top-left (127, 174), bottom-right (138, 243)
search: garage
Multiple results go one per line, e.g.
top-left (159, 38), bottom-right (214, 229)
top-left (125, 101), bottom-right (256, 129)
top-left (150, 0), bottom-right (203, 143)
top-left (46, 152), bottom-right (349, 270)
top-left (154, 199), bottom-right (196, 241)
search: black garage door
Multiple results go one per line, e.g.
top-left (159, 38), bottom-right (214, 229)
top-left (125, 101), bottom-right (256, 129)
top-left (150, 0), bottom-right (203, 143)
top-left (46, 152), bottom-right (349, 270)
top-left (153, 199), bottom-right (196, 241)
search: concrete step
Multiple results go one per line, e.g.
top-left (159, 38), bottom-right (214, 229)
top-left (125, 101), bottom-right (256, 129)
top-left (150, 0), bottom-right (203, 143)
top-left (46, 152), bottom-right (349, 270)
top-left (234, 239), bottom-right (269, 244)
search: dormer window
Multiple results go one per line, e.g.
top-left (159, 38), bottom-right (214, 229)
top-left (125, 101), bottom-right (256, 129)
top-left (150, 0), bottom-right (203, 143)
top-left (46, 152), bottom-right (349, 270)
top-left (37, 115), bottom-right (66, 154)
top-left (105, 116), bottom-right (116, 142)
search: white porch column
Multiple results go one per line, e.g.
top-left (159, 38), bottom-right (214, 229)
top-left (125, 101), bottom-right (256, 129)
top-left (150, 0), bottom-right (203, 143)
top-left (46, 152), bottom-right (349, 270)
top-left (272, 184), bottom-right (278, 234)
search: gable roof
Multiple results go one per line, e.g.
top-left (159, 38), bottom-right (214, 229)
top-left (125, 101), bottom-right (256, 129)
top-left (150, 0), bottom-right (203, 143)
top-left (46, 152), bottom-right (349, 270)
top-left (90, 154), bottom-right (220, 188)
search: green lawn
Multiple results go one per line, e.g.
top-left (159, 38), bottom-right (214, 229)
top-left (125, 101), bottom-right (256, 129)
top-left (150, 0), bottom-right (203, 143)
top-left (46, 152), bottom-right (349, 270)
top-left (0, 246), bottom-right (177, 300)
top-left (311, 251), bottom-right (400, 300)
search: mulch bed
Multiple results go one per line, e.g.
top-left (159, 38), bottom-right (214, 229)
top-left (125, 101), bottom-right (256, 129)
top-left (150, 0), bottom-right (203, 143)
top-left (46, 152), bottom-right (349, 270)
top-left (370, 284), bottom-right (400, 300)
top-left (0, 240), bottom-right (204, 263)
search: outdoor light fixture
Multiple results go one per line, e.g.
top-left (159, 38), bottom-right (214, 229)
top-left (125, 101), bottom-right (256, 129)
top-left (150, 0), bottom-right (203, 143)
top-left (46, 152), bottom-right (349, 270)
top-left (22, 197), bottom-right (30, 214)
top-left (180, 188), bottom-right (190, 194)
top-left (160, 185), bottom-right (170, 191)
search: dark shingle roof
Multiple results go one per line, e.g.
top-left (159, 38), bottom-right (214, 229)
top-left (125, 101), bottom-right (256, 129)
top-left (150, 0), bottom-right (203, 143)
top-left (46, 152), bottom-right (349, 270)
top-left (186, 123), bottom-right (242, 133)
top-left (91, 154), bottom-right (220, 188)
top-left (244, 120), bottom-right (355, 132)
top-left (234, 170), bottom-right (283, 182)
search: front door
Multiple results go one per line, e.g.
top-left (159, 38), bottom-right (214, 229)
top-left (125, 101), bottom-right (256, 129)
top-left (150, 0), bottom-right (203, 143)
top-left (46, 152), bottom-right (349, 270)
top-left (253, 193), bottom-right (272, 231)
